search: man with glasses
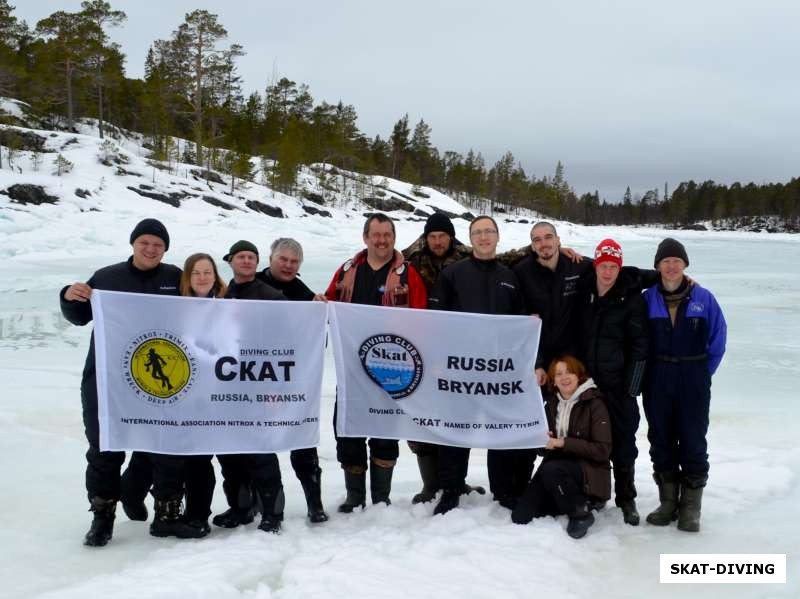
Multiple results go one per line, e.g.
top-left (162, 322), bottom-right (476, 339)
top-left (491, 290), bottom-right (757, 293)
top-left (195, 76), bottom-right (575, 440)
top-left (428, 216), bottom-right (527, 515)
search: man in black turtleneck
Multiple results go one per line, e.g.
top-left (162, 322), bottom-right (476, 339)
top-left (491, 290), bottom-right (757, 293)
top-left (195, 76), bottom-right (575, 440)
top-left (212, 240), bottom-right (287, 533)
top-left (428, 216), bottom-right (528, 515)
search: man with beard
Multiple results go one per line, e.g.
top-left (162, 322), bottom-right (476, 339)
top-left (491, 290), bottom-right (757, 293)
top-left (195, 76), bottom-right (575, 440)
top-left (402, 213), bottom-right (485, 504)
top-left (255, 237), bottom-right (328, 523)
top-left (428, 216), bottom-right (528, 515)
top-left (325, 213), bottom-right (427, 512)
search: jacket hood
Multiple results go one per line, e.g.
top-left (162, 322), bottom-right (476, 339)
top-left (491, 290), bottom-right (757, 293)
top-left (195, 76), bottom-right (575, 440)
top-left (557, 377), bottom-right (597, 402)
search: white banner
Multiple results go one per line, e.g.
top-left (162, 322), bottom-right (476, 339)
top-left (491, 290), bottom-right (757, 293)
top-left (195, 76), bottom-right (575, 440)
top-left (328, 303), bottom-right (549, 449)
top-left (91, 290), bottom-right (327, 454)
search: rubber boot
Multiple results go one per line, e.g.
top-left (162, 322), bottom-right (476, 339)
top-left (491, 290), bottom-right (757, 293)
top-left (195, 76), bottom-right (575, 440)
top-left (412, 454), bottom-right (439, 504)
top-left (646, 471), bottom-right (680, 526)
top-left (433, 489), bottom-right (460, 515)
top-left (150, 496), bottom-right (208, 539)
top-left (84, 497), bottom-right (117, 547)
top-left (338, 470), bottom-right (366, 513)
top-left (370, 463), bottom-right (394, 505)
top-left (566, 502), bottom-right (596, 539)
top-left (614, 466), bottom-right (640, 526)
top-left (256, 485), bottom-right (285, 533)
top-left (299, 468), bottom-right (329, 523)
top-left (677, 476), bottom-right (705, 533)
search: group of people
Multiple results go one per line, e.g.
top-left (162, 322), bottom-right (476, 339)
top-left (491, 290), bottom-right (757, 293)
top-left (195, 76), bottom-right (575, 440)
top-left (61, 210), bottom-right (726, 546)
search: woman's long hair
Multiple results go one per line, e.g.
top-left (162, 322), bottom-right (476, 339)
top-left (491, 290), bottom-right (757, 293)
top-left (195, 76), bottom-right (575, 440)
top-left (180, 253), bottom-right (227, 298)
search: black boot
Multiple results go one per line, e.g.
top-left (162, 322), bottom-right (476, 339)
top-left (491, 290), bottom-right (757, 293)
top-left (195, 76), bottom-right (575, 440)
top-left (614, 466), bottom-right (640, 526)
top-left (646, 471), bottom-right (679, 526)
top-left (120, 452), bottom-right (152, 522)
top-left (433, 488), bottom-right (460, 515)
top-left (566, 502), bottom-right (595, 539)
top-left (338, 470), bottom-right (367, 513)
top-left (370, 463), bottom-right (394, 505)
top-left (462, 483), bottom-right (487, 496)
top-left (212, 483), bottom-right (257, 528)
top-left (256, 485), bottom-right (285, 533)
top-left (299, 468), bottom-right (329, 523)
top-left (412, 454), bottom-right (439, 504)
top-left (677, 476), bottom-right (705, 533)
top-left (84, 497), bottom-right (116, 547)
top-left (150, 497), bottom-right (208, 539)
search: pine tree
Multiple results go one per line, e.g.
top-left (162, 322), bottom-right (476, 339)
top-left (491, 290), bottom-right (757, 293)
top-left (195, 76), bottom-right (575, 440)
top-left (79, 1), bottom-right (126, 139)
top-left (389, 114), bottom-right (409, 178)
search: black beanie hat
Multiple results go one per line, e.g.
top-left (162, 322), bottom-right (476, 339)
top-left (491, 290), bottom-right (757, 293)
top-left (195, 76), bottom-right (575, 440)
top-left (423, 212), bottom-right (456, 238)
top-left (654, 237), bottom-right (689, 268)
top-left (129, 218), bottom-right (170, 250)
top-left (223, 240), bottom-right (259, 262)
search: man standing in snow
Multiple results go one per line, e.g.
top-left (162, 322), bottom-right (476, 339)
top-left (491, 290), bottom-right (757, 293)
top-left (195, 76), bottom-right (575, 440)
top-left (643, 238), bottom-right (726, 532)
top-left (255, 237), bottom-right (329, 523)
top-left (512, 221), bottom-right (594, 387)
top-left (402, 213), bottom-right (485, 504)
top-left (576, 239), bottom-right (649, 526)
top-left (212, 240), bottom-right (287, 534)
top-left (60, 218), bottom-right (182, 547)
top-left (325, 213), bottom-right (427, 512)
top-left (428, 215), bottom-right (528, 515)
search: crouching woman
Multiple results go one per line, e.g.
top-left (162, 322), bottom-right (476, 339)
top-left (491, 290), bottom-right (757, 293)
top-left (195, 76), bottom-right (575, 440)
top-left (511, 355), bottom-right (612, 539)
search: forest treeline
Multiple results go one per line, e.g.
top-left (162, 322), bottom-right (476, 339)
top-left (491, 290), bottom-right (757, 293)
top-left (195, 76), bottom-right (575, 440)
top-left (1, 1), bottom-right (797, 227)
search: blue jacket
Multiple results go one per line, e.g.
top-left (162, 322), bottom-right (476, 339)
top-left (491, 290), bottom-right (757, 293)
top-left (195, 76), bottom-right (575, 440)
top-left (643, 282), bottom-right (727, 375)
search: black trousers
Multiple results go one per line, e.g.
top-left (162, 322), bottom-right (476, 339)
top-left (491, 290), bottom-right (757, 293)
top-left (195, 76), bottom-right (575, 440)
top-left (217, 453), bottom-right (283, 509)
top-left (333, 401), bottom-right (398, 469)
top-left (511, 458), bottom-right (584, 524)
top-left (82, 376), bottom-right (125, 501)
top-left (438, 445), bottom-right (535, 497)
top-left (603, 386), bottom-right (640, 468)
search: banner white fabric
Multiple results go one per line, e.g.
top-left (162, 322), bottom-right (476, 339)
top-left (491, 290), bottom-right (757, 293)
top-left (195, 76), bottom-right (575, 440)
top-left (328, 303), bottom-right (549, 449)
top-left (91, 290), bottom-right (327, 454)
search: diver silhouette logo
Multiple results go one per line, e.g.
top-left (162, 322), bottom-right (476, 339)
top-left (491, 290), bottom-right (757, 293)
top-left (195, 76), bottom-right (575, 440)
top-left (128, 336), bottom-right (193, 401)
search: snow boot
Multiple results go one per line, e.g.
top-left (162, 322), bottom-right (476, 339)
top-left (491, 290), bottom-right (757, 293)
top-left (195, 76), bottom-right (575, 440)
top-left (370, 463), bottom-right (394, 505)
top-left (212, 506), bottom-right (255, 528)
top-left (150, 497), bottom-right (208, 538)
top-left (256, 486), bottom-right (285, 533)
top-left (412, 454), bottom-right (439, 504)
top-left (646, 471), bottom-right (679, 526)
top-left (677, 476), bottom-right (705, 533)
top-left (338, 470), bottom-right (366, 513)
top-left (433, 489), bottom-right (461, 515)
top-left (614, 466), bottom-right (640, 526)
top-left (83, 497), bottom-right (116, 547)
top-left (121, 498), bottom-right (148, 522)
top-left (566, 502), bottom-right (595, 539)
top-left (299, 468), bottom-right (329, 523)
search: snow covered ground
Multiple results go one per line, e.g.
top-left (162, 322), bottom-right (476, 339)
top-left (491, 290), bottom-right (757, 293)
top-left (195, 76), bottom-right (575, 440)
top-left (1, 115), bottom-right (798, 598)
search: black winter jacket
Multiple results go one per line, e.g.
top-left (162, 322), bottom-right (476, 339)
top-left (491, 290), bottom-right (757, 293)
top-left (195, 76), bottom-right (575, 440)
top-left (577, 267), bottom-right (649, 397)
top-left (512, 254), bottom-right (593, 369)
top-left (225, 278), bottom-right (286, 301)
top-left (256, 268), bottom-right (314, 301)
top-left (429, 255), bottom-right (525, 315)
top-left (59, 257), bottom-right (182, 379)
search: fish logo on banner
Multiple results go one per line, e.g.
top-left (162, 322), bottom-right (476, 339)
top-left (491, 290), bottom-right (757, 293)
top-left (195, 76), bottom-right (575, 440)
top-left (359, 334), bottom-right (423, 399)
top-left (123, 330), bottom-right (197, 405)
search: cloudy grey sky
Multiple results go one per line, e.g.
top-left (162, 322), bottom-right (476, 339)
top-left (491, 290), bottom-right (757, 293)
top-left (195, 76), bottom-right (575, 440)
top-left (17, 1), bottom-right (800, 201)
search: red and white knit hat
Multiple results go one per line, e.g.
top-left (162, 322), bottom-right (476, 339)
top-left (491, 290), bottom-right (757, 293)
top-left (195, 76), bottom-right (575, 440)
top-left (594, 238), bottom-right (623, 268)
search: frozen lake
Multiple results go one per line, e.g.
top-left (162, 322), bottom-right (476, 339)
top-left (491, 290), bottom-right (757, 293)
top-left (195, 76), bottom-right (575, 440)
top-left (0, 216), bottom-right (797, 598)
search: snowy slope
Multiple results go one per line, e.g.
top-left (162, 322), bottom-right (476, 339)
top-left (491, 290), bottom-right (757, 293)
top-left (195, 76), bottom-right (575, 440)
top-left (1, 111), bottom-right (798, 599)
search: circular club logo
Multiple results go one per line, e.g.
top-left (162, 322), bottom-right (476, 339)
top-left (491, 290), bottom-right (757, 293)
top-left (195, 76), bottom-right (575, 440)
top-left (359, 334), bottom-right (423, 399)
top-left (124, 331), bottom-right (195, 404)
